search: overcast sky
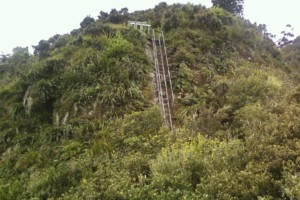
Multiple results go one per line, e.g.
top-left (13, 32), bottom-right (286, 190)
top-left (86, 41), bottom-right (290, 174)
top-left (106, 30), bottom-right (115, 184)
top-left (0, 0), bottom-right (299, 54)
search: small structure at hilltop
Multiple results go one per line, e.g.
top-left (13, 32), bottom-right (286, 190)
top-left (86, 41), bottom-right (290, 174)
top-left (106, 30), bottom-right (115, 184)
top-left (128, 21), bottom-right (151, 33)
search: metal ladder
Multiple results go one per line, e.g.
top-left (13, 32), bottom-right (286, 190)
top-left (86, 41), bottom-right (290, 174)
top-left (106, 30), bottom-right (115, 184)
top-left (151, 30), bottom-right (174, 133)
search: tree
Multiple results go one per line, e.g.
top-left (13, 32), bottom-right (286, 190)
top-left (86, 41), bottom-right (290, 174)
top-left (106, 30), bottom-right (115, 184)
top-left (153, 2), bottom-right (168, 28)
top-left (277, 24), bottom-right (295, 48)
top-left (0, 54), bottom-right (9, 64)
top-left (32, 40), bottom-right (51, 58)
top-left (154, 2), bottom-right (168, 10)
top-left (108, 8), bottom-right (129, 24)
top-left (48, 34), bottom-right (61, 44)
top-left (11, 47), bottom-right (30, 65)
top-left (80, 16), bottom-right (95, 29)
top-left (292, 36), bottom-right (300, 49)
top-left (212, 0), bottom-right (244, 15)
top-left (98, 11), bottom-right (109, 20)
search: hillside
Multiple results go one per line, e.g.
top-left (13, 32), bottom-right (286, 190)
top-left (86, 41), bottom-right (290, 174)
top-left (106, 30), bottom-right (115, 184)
top-left (0, 3), bottom-right (300, 199)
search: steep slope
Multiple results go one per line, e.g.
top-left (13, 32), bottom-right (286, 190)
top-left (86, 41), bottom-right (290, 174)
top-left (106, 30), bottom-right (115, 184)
top-left (0, 3), bottom-right (300, 199)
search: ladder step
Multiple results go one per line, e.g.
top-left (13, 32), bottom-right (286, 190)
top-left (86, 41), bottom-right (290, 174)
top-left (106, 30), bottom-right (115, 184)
top-left (152, 31), bottom-right (174, 134)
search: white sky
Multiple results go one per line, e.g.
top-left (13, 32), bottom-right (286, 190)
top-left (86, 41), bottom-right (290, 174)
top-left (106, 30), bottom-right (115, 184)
top-left (0, 0), bottom-right (299, 54)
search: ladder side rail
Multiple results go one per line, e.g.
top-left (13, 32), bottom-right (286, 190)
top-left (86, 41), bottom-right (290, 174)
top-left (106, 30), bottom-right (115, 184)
top-left (158, 36), bottom-right (168, 98)
top-left (158, 36), bottom-right (173, 131)
top-left (152, 30), bottom-right (166, 118)
top-left (153, 33), bottom-right (164, 111)
top-left (160, 33), bottom-right (174, 134)
top-left (152, 31), bottom-right (161, 105)
top-left (161, 31), bottom-right (175, 103)
top-left (151, 31), bottom-right (159, 102)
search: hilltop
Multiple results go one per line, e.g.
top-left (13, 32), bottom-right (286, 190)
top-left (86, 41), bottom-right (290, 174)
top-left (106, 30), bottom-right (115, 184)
top-left (0, 2), bottom-right (300, 199)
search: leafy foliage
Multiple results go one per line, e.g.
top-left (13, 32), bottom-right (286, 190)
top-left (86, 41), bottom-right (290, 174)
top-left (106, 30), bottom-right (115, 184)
top-left (1, 2), bottom-right (300, 199)
top-left (212, 0), bottom-right (244, 15)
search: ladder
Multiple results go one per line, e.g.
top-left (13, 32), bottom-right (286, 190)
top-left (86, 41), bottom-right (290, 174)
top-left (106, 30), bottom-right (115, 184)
top-left (151, 30), bottom-right (174, 133)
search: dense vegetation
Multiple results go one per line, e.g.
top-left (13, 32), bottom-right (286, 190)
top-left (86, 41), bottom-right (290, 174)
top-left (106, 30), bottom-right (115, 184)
top-left (0, 2), bottom-right (300, 199)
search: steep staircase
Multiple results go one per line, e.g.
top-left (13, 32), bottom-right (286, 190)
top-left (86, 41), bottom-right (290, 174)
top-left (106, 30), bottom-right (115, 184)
top-left (151, 30), bottom-right (174, 133)
top-left (127, 21), bottom-right (174, 133)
